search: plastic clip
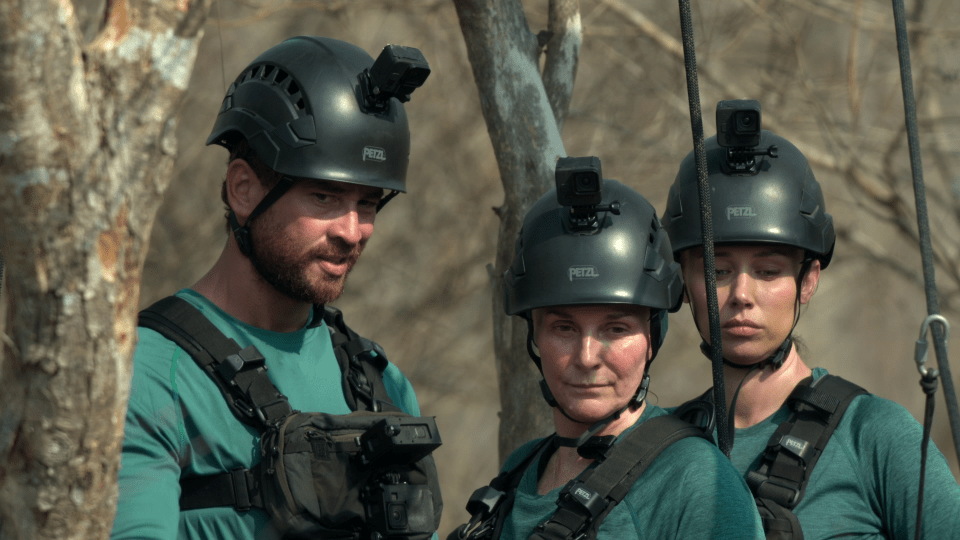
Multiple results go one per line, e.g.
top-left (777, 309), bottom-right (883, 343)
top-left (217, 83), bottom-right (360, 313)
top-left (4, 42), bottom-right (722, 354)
top-left (915, 314), bottom-right (949, 378)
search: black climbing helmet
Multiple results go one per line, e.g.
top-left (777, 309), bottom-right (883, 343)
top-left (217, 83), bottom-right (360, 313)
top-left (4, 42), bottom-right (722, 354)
top-left (208, 36), bottom-right (430, 256)
top-left (207, 36), bottom-right (429, 193)
top-left (661, 130), bottom-right (835, 268)
top-left (504, 177), bottom-right (684, 360)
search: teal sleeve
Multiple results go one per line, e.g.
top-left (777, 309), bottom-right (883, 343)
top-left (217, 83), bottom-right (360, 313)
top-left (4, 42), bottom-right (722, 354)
top-left (851, 396), bottom-right (960, 539)
top-left (382, 361), bottom-right (422, 416)
top-left (111, 330), bottom-right (185, 540)
top-left (618, 437), bottom-right (765, 540)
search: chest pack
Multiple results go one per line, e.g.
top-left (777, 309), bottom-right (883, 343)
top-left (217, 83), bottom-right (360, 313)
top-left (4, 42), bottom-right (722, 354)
top-left (138, 296), bottom-right (443, 540)
top-left (679, 375), bottom-right (867, 540)
top-left (449, 414), bottom-right (709, 540)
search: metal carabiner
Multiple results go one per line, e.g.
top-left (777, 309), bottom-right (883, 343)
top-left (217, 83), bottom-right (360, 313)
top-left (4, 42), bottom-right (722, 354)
top-left (915, 314), bottom-right (950, 378)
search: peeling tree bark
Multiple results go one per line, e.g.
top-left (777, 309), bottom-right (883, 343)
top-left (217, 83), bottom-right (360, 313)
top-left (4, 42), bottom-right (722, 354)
top-left (0, 1), bottom-right (211, 538)
top-left (453, 0), bottom-right (581, 464)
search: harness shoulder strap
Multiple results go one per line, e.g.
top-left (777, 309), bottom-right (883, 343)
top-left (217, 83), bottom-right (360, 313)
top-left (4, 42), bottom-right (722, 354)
top-left (321, 305), bottom-right (400, 413)
top-left (139, 296), bottom-right (293, 429)
top-left (747, 375), bottom-right (867, 510)
top-left (531, 415), bottom-right (709, 540)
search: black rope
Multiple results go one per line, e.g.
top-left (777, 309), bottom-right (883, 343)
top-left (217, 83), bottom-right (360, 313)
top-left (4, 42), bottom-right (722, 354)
top-left (891, 0), bottom-right (960, 463)
top-left (916, 373), bottom-right (938, 540)
top-left (677, 0), bottom-right (730, 457)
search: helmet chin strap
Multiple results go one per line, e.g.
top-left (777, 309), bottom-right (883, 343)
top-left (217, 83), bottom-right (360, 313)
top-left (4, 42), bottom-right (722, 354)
top-left (523, 316), bottom-right (652, 460)
top-left (230, 175), bottom-right (296, 257)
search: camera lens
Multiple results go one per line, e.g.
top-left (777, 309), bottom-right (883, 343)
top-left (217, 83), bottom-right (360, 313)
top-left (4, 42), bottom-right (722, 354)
top-left (574, 173), bottom-right (599, 194)
top-left (735, 111), bottom-right (759, 134)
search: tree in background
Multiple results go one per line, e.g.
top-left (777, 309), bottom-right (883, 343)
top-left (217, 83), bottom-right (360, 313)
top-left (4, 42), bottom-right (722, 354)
top-left (454, 0), bottom-right (582, 463)
top-left (0, 1), bottom-right (210, 537)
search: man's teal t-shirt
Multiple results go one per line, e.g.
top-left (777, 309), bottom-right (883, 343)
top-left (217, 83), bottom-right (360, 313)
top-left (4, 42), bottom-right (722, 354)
top-left (498, 404), bottom-right (765, 540)
top-left (111, 289), bottom-right (422, 540)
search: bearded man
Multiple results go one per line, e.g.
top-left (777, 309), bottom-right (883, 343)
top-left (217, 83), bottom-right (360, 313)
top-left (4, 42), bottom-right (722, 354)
top-left (111, 36), bottom-right (439, 540)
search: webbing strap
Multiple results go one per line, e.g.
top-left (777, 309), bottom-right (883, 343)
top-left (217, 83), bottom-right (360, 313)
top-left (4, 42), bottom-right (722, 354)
top-left (322, 305), bottom-right (399, 413)
top-left (139, 296), bottom-right (293, 428)
top-left (747, 375), bottom-right (867, 510)
top-left (179, 466), bottom-right (263, 511)
top-left (531, 416), bottom-right (708, 540)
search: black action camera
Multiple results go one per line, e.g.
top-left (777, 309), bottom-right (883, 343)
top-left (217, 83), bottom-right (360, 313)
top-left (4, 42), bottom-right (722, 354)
top-left (357, 416), bottom-right (442, 469)
top-left (361, 45), bottom-right (431, 111)
top-left (365, 478), bottom-right (435, 539)
top-left (555, 156), bottom-right (603, 208)
top-left (716, 99), bottom-right (762, 148)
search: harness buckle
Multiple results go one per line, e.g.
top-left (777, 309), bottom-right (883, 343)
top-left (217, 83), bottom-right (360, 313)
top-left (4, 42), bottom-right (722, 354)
top-left (465, 485), bottom-right (505, 516)
top-left (255, 397), bottom-right (292, 426)
top-left (558, 480), bottom-right (606, 518)
top-left (747, 470), bottom-right (802, 509)
top-left (774, 434), bottom-right (812, 462)
top-left (230, 468), bottom-right (252, 512)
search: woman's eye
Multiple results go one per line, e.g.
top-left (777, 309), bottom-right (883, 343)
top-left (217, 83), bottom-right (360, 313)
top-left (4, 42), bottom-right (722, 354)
top-left (756, 267), bottom-right (785, 278)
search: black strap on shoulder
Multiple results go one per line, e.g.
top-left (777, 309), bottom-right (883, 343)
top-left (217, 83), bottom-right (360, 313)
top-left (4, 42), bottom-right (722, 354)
top-left (530, 415), bottom-right (709, 540)
top-left (139, 296), bottom-right (293, 429)
top-left (138, 295), bottom-right (399, 512)
top-left (322, 305), bottom-right (400, 413)
top-left (747, 375), bottom-right (868, 512)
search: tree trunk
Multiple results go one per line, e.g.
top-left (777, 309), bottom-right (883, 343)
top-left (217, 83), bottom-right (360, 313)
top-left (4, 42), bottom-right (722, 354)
top-left (0, 1), bottom-right (210, 537)
top-left (453, 0), bottom-right (581, 464)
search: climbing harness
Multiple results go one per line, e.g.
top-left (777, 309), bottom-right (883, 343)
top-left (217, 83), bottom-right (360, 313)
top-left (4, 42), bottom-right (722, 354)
top-left (746, 376), bottom-right (867, 540)
top-left (138, 296), bottom-right (443, 539)
top-left (675, 375), bottom-right (867, 540)
top-left (676, 0), bottom-right (731, 458)
top-left (449, 415), bottom-right (709, 540)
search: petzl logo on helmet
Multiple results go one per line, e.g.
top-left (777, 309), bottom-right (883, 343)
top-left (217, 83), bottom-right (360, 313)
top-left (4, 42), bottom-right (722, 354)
top-left (363, 146), bottom-right (386, 162)
top-left (726, 206), bottom-right (757, 220)
top-left (569, 266), bottom-right (600, 281)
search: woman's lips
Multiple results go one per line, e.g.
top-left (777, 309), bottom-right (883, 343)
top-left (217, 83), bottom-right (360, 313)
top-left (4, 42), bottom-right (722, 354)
top-left (723, 319), bottom-right (762, 337)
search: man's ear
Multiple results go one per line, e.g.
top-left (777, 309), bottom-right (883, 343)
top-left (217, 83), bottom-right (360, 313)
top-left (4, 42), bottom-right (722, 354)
top-left (799, 259), bottom-right (822, 304)
top-left (225, 159), bottom-right (265, 225)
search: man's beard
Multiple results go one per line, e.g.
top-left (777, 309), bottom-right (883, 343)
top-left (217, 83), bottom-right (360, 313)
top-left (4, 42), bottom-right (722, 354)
top-left (247, 218), bottom-right (363, 305)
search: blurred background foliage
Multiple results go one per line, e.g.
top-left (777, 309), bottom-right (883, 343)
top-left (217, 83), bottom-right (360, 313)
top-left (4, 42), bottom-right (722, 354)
top-left (141, 0), bottom-right (960, 532)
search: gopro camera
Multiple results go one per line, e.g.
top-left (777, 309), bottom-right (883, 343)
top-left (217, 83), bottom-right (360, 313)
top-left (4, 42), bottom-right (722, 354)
top-left (361, 45), bottom-right (431, 111)
top-left (555, 156), bottom-right (603, 208)
top-left (357, 417), bottom-right (442, 469)
top-left (716, 99), bottom-right (761, 148)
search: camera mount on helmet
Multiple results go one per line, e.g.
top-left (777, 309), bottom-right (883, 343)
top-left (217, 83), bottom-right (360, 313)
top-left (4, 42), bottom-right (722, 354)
top-left (359, 45), bottom-right (431, 113)
top-left (555, 156), bottom-right (621, 231)
top-left (716, 99), bottom-right (779, 175)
